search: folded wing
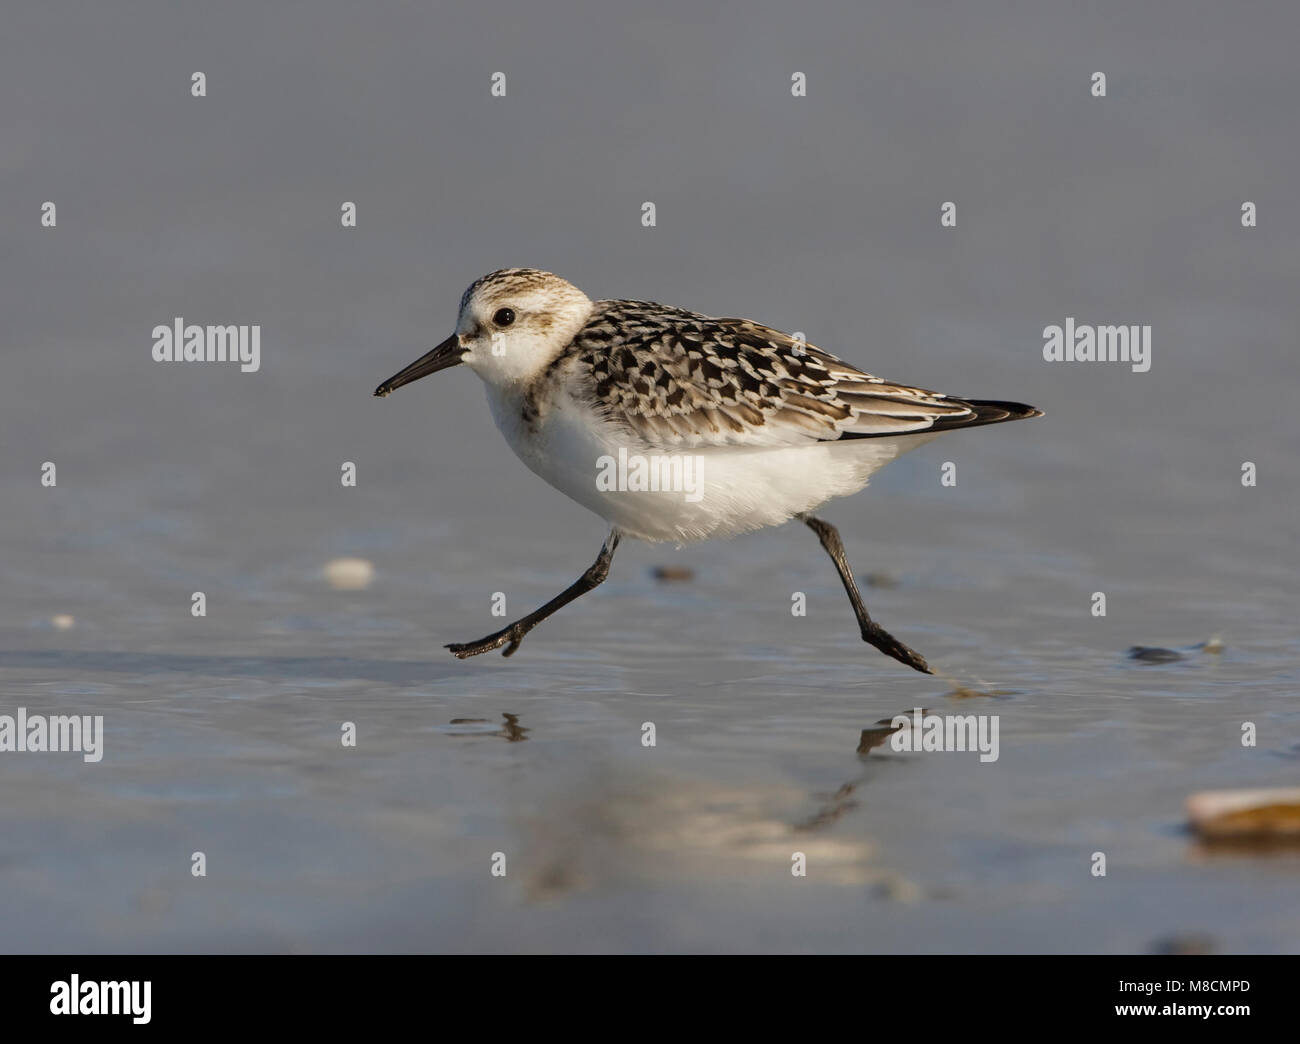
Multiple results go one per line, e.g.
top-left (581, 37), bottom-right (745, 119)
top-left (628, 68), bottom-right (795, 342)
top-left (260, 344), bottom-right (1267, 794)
top-left (574, 305), bottom-right (1038, 449)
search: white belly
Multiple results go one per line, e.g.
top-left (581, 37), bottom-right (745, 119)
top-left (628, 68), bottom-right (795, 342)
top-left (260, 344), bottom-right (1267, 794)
top-left (486, 384), bottom-right (938, 544)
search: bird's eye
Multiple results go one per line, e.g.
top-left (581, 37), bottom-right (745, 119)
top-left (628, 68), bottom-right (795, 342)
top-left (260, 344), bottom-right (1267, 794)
top-left (493, 308), bottom-right (516, 327)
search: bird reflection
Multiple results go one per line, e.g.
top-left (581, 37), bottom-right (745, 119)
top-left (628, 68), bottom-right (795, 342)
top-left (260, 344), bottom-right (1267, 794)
top-left (446, 712), bottom-right (529, 742)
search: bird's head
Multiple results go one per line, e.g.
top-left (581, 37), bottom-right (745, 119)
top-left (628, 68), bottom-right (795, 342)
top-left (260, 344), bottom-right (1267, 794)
top-left (374, 268), bottom-right (593, 396)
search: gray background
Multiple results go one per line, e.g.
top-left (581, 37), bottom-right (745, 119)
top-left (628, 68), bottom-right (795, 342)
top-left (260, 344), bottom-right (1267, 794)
top-left (1, 1), bottom-right (1297, 952)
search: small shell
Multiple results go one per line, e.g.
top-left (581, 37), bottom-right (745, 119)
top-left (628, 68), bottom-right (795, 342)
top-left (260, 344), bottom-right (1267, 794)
top-left (1186, 788), bottom-right (1300, 839)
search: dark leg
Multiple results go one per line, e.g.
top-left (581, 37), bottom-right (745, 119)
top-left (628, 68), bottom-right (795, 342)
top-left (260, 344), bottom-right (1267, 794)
top-left (447, 529), bottom-right (622, 659)
top-left (799, 514), bottom-right (932, 674)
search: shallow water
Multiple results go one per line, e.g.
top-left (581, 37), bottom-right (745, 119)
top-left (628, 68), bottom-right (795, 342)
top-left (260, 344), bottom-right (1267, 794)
top-left (3, 2), bottom-right (1299, 952)
top-left (3, 380), bottom-right (1297, 953)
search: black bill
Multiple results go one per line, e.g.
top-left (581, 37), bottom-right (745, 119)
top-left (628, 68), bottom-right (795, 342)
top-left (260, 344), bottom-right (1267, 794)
top-left (374, 334), bottom-right (465, 397)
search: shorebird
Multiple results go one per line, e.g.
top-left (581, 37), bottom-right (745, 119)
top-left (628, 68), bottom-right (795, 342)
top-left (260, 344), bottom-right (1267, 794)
top-left (375, 268), bottom-right (1041, 673)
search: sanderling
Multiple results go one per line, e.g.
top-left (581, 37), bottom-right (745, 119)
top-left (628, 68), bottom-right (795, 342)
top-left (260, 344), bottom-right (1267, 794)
top-left (375, 268), bottom-right (1041, 673)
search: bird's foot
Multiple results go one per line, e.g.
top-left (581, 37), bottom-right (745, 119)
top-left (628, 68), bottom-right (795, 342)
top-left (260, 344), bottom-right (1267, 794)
top-left (446, 623), bottom-right (527, 659)
top-left (862, 625), bottom-right (933, 675)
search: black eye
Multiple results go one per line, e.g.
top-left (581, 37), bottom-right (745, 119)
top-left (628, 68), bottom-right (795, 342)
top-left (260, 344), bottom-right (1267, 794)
top-left (493, 308), bottom-right (516, 327)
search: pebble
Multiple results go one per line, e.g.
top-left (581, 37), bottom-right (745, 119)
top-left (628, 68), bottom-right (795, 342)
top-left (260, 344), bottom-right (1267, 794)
top-left (1152, 933), bottom-right (1216, 955)
top-left (1129, 636), bottom-right (1226, 663)
top-left (324, 557), bottom-right (374, 591)
top-left (1128, 646), bottom-right (1185, 663)
top-left (651, 565), bottom-right (694, 582)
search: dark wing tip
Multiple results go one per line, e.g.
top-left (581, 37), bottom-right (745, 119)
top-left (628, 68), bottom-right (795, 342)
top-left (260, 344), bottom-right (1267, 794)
top-left (835, 398), bottom-right (1042, 441)
top-left (935, 398), bottom-right (1043, 431)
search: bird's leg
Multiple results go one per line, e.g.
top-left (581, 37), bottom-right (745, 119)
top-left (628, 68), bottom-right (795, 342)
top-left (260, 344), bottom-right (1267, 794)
top-left (798, 514), bottom-right (933, 674)
top-left (447, 529), bottom-right (622, 659)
